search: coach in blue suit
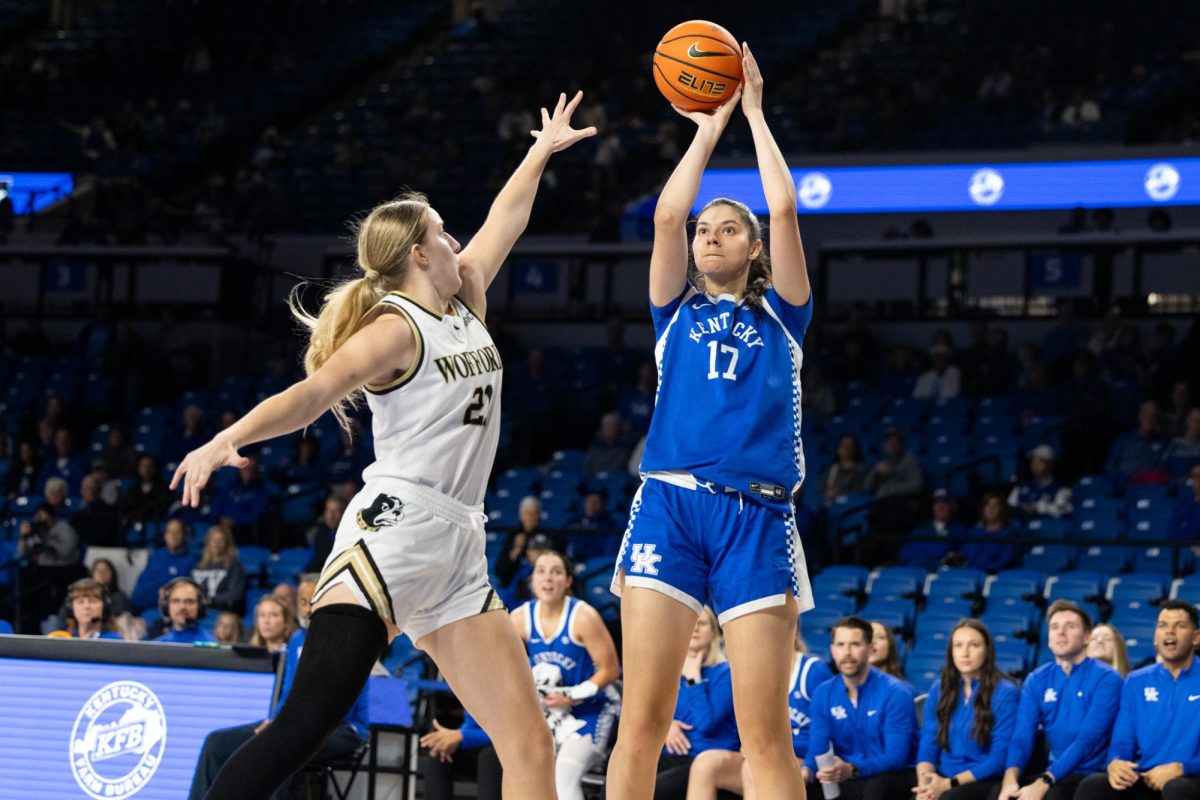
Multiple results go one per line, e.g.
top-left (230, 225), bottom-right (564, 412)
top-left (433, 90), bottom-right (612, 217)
top-left (805, 615), bottom-right (917, 800)
top-left (999, 600), bottom-right (1122, 800)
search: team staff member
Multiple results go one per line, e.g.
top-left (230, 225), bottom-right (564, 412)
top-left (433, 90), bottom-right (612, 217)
top-left (1076, 600), bottom-right (1200, 800)
top-left (154, 577), bottom-right (217, 644)
top-left (999, 600), bottom-right (1122, 800)
top-left (420, 711), bottom-right (503, 800)
top-left (805, 616), bottom-right (917, 800)
top-left (51, 578), bottom-right (124, 640)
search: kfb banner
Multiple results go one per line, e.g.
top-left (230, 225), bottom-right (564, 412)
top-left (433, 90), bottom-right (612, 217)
top-left (0, 657), bottom-right (274, 799)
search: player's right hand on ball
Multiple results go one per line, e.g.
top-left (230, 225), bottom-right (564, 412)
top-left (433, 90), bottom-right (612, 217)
top-left (170, 434), bottom-right (250, 507)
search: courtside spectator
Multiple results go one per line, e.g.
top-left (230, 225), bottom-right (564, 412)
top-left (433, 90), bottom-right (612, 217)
top-left (154, 577), bottom-right (216, 644)
top-left (247, 594), bottom-right (294, 652)
top-left (1087, 624), bottom-right (1132, 677)
top-left (1008, 445), bottom-right (1073, 520)
top-left (90, 557), bottom-right (131, 618)
top-left (52, 578), bottom-right (123, 640)
top-left (916, 619), bottom-right (1018, 800)
top-left (901, 490), bottom-right (967, 570)
top-left (999, 600), bottom-right (1122, 800)
top-left (1076, 601), bottom-right (1200, 800)
top-left (191, 523), bottom-right (246, 613)
top-left (420, 712), bottom-right (502, 800)
top-left (213, 611), bottom-right (243, 645)
top-left (131, 518), bottom-right (196, 612)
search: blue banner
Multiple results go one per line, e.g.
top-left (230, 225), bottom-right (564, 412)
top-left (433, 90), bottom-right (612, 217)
top-left (672, 157), bottom-right (1200, 215)
top-left (0, 171), bottom-right (74, 215)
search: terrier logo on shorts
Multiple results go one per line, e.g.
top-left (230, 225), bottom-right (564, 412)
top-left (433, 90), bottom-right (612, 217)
top-left (357, 493), bottom-right (405, 531)
top-left (70, 680), bottom-right (167, 800)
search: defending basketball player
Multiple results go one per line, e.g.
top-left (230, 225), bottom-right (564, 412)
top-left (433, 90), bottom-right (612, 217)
top-left (607, 43), bottom-right (815, 800)
top-left (170, 91), bottom-right (596, 800)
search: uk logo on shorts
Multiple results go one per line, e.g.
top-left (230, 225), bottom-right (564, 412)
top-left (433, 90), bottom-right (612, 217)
top-left (357, 493), bottom-right (405, 531)
top-left (70, 680), bottom-right (167, 800)
top-left (629, 544), bottom-right (662, 576)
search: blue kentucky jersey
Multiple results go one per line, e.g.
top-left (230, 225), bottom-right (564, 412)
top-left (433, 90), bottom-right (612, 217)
top-left (523, 597), bottom-right (604, 717)
top-left (641, 284), bottom-right (813, 508)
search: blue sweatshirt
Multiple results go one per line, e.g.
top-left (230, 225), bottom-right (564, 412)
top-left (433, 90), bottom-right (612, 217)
top-left (131, 548), bottom-right (197, 612)
top-left (791, 653), bottom-right (835, 758)
top-left (154, 623), bottom-right (217, 644)
top-left (459, 712), bottom-right (492, 751)
top-left (1108, 660), bottom-right (1200, 774)
top-left (670, 662), bottom-right (739, 755)
top-left (1006, 657), bottom-right (1121, 778)
top-left (918, 677), bottom-right (1018, 779)
top-left (273, 628), bottom-right (369, 739)
top-left (806, 667), bottom-right (917, 776)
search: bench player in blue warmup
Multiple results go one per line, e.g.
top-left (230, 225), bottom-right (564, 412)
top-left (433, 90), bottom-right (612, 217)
top-left (607, 42), bottom-right (816, 800)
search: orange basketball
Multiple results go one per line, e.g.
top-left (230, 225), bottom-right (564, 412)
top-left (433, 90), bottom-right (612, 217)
top-left (652, 20), bottom-right (742, 112)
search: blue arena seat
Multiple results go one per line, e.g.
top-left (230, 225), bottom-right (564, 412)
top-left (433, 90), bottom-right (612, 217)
top-left (1171, 576), bottom-right (1200, 606)
top-left (925, 568), bottom-right (985, 603)
top-left (980, 611), bottom-right (1033, 643)
top-left (1022, 544), bottom-right (1077, 574)
top-left (1076, 545), bottom-right (1134, 574)
top-left (1134, 546), bottom-right (1194, 575)
top-left (1025, 517), bottom-right (1072, 540)
top-left (914, 609), bottom-right (964, 646)
top-left (1107, 574), bottom-right (1170, 611)
top-left (906, 654), bottom-right (944, 687)
top-left (860, 598), bottom-right (916, 633)
top-left (866, 566), bottom-right (927, 599)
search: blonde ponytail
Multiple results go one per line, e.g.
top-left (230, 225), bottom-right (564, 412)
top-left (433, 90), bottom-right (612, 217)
top-left (288, 192), bottom-right (431, 432)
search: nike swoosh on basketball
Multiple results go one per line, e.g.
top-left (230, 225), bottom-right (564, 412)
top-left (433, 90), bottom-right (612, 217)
top-left (688, 43), bottom-right (728, 58)
top-left (1190, 694), bottom-right (1200, 701)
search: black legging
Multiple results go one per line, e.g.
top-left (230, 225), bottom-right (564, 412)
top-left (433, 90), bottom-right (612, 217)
top-left (807, 770), bottom-right (915, 800)
top-left (987, 775), bottom-right (1086, 800)
top-left (1076, 773), bottom-right (1200, 800)
top-left (419, 745), bottom-right (503, 800)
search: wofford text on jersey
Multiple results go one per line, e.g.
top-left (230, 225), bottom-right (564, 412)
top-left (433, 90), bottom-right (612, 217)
top-left (432, 344), bottom-right (503, 383)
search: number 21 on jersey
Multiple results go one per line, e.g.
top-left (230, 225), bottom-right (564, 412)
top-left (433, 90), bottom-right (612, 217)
top-left (707, 341), bottom-right (739, 381)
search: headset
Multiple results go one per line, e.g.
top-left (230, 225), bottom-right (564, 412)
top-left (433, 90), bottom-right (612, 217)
top-left (159, 575), bottom-right (209, 624)
top-left (64, 578), bottom-right (112, 623)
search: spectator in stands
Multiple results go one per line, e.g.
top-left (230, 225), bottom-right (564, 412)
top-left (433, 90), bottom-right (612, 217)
top-left (18, 502), bottom-right (80, 565)
top-left (617, 362), bottom-right (657, 435)
top-left (72, 472), bottom-right (121, 546)
top-left (327, 425), bottom-right (368, 487)
top-left (880, 346), bottom-right (921, 401)
top-left (191, 523), bottom-right (246, 613)
top-left (90, 557), bottom-right (130, 618)
top-left (123, 454), bottom-right (171, 525)
top-left (155, 577), bottom-right (216, 644)
top-left (1167, 464), bottom-right (1200, 541)
top-left (1163, 383), bottom-right (1193, 439)
top-left (1075, 601), bottom-right (1200, 800)
top-left (496, 496), bottom-right (566, 603)
top-left (867, 427), bottom-right (924, 539)
top-left (42, 475), bottom-right (70, 516)
top-left (652, 607), bottom-right (737, 800)
top-left (1008, 445), bottom-right (1073, 520)
top-left (420, 710), bottom-right (503, 800)
top-left (211, 454), bottom-right (271, 538)
top-left (38, 428), bottom-right (89, 494)
top-left (871, 620), bottom-right (907, 681)
top-left (822, 435), bottom-right (870, 505)
top-left (568, 489), bottom-right (617, 561)
top-left (583, 412), bottom-right (634, 476)
top-left (916, 619), bottom-right (1018, 800)
top-left (797, 615), bottom-right (917, 799)
top-left (189, 574), bottom-right (368, 800)
top-left (685, 623), bottom-right (833, 800)
top-left (248, 594), bottom-right (295, 652)
top-left (101, 425), bottom-right (138, 480)
top-left (213, 611), bottom-right (243, 645)
top-left (166, 404), bottom-right (209, 464)
top-left (999, 600), bottom-right (1122, 800)
top-left (6, 440), bottom-right (42, 498)
top-left (50, 578), bottom-right (123, 640)
top-left (1163, 408), bottom-right (1200, 481)
top-left (277, 437), bottom-right (323, 486)
top-left (305, 495), bottom-right (347, 573)
top-left (914, 344), bottom-right (962, 401)
top-left (130, 518), bottom-right (196, 612)
top-left (1106, 401), bottom-right (1168, 484)
top-left (1086, 624), bottom-right (1132, 678)
top-left (958, 493), bottom-right (1018, 573)
top-left (88, 460), bottom-right (123, 507)
top-left (901, 489), bottom-right (967, 570)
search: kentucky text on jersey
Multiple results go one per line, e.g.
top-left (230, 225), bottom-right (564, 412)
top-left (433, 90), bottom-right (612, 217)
top-left (532, 650), bottom-right (579, 673)
top-left (432, 344), bottom-right (502, 383)
top-left (686, 313), bottom-right (766, 348)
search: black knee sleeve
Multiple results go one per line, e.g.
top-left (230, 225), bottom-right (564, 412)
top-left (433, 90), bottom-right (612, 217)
top-left (204, 604), bottom-right (387, 799)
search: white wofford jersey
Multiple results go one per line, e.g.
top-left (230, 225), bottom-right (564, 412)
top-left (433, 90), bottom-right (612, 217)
top-left (360, 292), bottom-right (502, 506)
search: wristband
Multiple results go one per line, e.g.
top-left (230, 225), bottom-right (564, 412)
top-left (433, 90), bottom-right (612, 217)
top-left (950, 777), bottom-right (961, 788)
top-left (562, 680), bottom-right (599, 701)
top-left (1040, 773), bottom-right (1055, 787)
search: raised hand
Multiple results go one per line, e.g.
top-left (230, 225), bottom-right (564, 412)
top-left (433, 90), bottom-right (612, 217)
top-left (529, 90), bottom-right (598, 153)
top-left (672, 85), bottom-right (743, 134)
top-left (740, 42), bottom-right (763, 113)
top-left (170, 435), bottom-right (249, 507)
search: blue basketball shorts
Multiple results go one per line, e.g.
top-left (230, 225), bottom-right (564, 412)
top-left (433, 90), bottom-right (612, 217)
top-left (610, 475), bottom-right (814, 625)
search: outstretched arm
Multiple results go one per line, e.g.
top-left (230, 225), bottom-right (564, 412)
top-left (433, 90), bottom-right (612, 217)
top-left (741, 43), bottom-right (810, 306)
top-left (458, 91), bottom-right (596, 312)
top-left (649, 87), bottom-right (742, 307)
